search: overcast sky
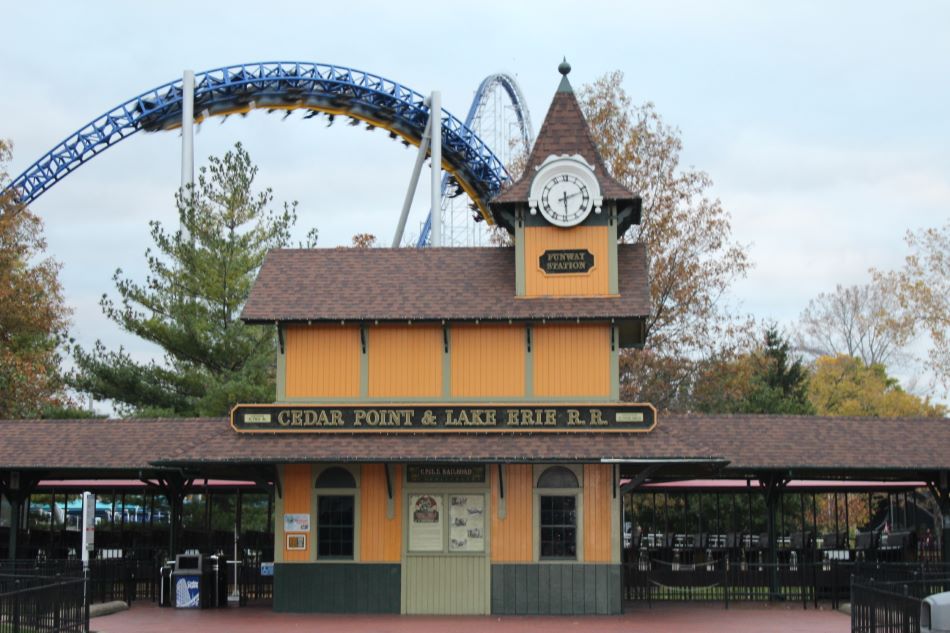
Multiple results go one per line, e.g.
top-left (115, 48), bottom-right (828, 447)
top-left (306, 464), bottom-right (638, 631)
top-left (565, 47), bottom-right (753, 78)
top-left (3, 1), bottom-right (948, 400)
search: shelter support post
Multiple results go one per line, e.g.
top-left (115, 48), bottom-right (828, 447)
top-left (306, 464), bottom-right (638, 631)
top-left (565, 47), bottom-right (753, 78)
top-left (928, 471), bottom-right (950, 565)
top-left (1, 471), bottom-right (40, 560)
top-left (762, 474), bottom-right (788, 601)
top-left (150, 474), bottom-right (194, 560)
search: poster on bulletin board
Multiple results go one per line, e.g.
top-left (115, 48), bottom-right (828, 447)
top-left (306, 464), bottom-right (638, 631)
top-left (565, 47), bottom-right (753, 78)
top-left (449, 494), bottom-right (485, 552)
top-left (409, 494), bottom-right (443, 552)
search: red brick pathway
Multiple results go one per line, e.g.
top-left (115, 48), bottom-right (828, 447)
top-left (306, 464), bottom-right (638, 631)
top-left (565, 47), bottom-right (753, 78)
top-left (92, 602), bottom-right (850, 633)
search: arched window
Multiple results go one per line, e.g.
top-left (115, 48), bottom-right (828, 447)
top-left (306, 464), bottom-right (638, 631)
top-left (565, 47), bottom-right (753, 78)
top-left (537, 466), bottom-right (579, 489)
top-left (315, 466), bottom-right (356, 489)
top-left (314, 466), bottom-right (356, 559)
top-left (536, 466), bottom-right (579, 560)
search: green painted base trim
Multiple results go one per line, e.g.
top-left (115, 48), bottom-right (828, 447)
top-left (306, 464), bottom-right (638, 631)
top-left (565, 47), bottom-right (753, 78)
top-left (274, 563), bottom-right (400, 613)
top-left (491, 563), bottom-right (621, 615)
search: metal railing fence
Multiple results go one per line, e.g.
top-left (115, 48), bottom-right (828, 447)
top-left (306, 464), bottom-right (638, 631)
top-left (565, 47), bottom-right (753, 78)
top-left (0, 573), bottom-right (88, 633)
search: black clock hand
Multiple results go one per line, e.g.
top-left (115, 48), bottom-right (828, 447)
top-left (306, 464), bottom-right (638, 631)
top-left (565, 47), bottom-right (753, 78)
top-left (560, 191), bottom-right (569, 214)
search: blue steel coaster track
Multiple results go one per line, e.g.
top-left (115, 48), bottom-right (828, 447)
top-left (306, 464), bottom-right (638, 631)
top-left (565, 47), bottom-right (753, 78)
top-left (2, 61), bottom-right (511, 224)
top-left (416, 73), bottom-right (534, 247)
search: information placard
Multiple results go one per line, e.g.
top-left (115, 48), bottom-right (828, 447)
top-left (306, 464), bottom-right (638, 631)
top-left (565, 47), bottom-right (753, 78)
top-left (409, 494), bottom-right (443, 552)
top-left (449, 494), bottom-right (485, 553)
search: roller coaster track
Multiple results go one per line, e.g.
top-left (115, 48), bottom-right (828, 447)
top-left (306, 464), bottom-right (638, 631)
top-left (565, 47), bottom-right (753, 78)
top-left (2, 61), bottom-right (511, 224)
top-left (417, 73), bottom-right (534, 247)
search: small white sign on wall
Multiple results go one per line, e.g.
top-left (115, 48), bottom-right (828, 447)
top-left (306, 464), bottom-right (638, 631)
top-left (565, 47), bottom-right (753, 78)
top-left (283, 513), bottom-right (310, 533)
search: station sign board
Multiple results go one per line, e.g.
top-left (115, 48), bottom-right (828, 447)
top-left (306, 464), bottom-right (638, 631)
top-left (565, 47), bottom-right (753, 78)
top-left (230, 403), bottom-right (656, 433)
top-left (539, 249), bottom-right (594, 274)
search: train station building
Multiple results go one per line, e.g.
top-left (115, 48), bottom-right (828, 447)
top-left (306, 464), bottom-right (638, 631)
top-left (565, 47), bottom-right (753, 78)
top-left (2, 64), bottom-right (950, 616)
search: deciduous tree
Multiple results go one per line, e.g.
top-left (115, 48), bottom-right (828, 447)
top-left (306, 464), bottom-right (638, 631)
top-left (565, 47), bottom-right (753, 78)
top-left (876, 222), bottom-right (950, 396)
top-left (0, 139), bottom-right (75, 418)
top-left (578, 71), bottom-right (752, 408)
top-left (808, 355), bottom-right (945, 418)
top-left (795, 281), bottom-right (914, 367)
top-left (70, 143), bottom-right (313, 416)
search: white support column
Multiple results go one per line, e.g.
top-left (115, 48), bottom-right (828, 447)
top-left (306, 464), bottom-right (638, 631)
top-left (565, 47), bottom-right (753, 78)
top-left (392, 117), bottom-right (432, 248)
top-left (429, 91), bottom-right (442, 247)
top-left (181, 70), bottom-right (195, 191)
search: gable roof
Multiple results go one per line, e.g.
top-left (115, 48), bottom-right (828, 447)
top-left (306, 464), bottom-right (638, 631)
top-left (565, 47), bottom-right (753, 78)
top-left (240, 245), bottom-right (650, 323)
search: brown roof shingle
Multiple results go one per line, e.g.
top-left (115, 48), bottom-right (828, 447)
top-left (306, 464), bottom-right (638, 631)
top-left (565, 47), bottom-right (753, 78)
top-left (240, 245), bottom-right (650, 323)
top-left (3, 415), bottom-right (946, 476)
top-left (0, 418), bottom-right (213, 472)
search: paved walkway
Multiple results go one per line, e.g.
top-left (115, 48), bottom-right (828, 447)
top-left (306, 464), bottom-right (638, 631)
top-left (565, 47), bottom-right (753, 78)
top-left (92, 602), bottom-right (850, 633)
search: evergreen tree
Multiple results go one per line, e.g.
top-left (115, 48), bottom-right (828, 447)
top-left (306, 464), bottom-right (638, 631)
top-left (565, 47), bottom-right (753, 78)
top-left (692, 326), bottom-right (814, 415)
top-left (71, 143), bottom-right (314, 416)
top-left (743, 327), bottom-right (814, 415)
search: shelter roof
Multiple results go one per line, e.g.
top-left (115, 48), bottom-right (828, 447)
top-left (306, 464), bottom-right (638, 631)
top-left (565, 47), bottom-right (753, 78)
top-left (1, 415), bottom-right (947, 480)
top-left (241, 246), bottom-right (650, 323)
top-left (0, 418), bottom-right (213, 475)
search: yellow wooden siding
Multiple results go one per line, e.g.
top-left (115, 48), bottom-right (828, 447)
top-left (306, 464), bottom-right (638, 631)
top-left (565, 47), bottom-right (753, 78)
top-left (360, 464), bottom-right (402, 562)
top-left (403, 556), bottom-right (490, 614)
top-left (532, 323), bottom-right (611, 398)
top-left (490, 464), bottom-right (533, 562)
top-left (368, 325), bottom-right (443, 398)
top-left (451, 324), bottom-right (526, 398)
top-left (284, 325), bottom-right (361, 398)
top-left (583, 464), bottom-right (613, 562)
top-left (523, 225), bottom-right (611, 297)
top-left (282, 464), bottom-right (312, 562)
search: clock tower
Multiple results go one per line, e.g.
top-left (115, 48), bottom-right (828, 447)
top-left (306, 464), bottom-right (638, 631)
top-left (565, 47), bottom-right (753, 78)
top-left (489, 60), bottom-right (642, 298)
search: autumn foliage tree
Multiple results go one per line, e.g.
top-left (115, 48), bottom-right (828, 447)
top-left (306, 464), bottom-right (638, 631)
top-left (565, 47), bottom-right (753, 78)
top-left (0, 139), bottom-right (74, 418)
top-left (808, 355), bottom-right (945, 418)
top-left (578, 71), bottom-right (752, 409)
top-left (876, 222), bottom-right (950, 396)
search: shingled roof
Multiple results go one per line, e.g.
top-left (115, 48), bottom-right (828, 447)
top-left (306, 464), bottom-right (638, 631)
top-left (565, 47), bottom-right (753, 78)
top-left (240, 245), bottom-right (650, 323)
top-left (3, 415), bottom-right (946, 479)
top-left (491, 64), bottom-right (636, 206)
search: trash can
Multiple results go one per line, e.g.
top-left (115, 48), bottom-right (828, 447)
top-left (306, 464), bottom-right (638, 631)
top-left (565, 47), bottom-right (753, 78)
top-left (172, 554), bottom-right (204, 608)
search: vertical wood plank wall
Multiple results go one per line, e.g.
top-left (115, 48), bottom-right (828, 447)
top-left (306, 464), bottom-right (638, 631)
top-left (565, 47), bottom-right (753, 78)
top-left (583, 464), bottom-right (613, 562)
top-left (282, 464), bottom-right (313, 562)
top-left (403, 556), bottom-right (489, 614)
top-left (451, 324), bottom-right (525, 398)
top-left (523, 226), bottom-right (610, 297)
top-left (490, 465), bottom-right (533, 562)
top-left (284, 325), bottom-right (360, 398)
top-left (360, 464), bottom-right (402, 562)
top-left (533, 324), bottom-right (611, 398)
top-left (368, 325), bottom-right (442, 398)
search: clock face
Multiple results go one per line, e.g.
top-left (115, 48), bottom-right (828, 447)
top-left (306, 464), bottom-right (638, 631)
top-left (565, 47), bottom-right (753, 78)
top-left (540, 173), bottom-right (592, 227)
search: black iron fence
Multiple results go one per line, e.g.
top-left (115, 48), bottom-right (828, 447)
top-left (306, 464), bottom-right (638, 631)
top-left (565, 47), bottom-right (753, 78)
top-left (0, 573), bottom-right (88, 633)
top-left (850, 564), bottom-right (950, 633)
top-left (0, 554), bottom-right (271, 607)
top-left (624, 555), bottom-right (850, 608)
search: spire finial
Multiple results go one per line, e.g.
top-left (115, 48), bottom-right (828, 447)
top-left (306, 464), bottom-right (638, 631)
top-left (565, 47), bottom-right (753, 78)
top-left (558, 57), bottom-right (571, 76)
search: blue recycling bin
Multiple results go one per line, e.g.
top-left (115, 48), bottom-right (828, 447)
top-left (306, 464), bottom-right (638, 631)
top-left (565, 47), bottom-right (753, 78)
top-left (172, 554), bottom-right (205, 609)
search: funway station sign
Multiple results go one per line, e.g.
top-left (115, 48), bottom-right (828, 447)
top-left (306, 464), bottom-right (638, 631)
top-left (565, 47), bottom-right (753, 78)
top-left (231, 403), bottom-right (656, 433)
